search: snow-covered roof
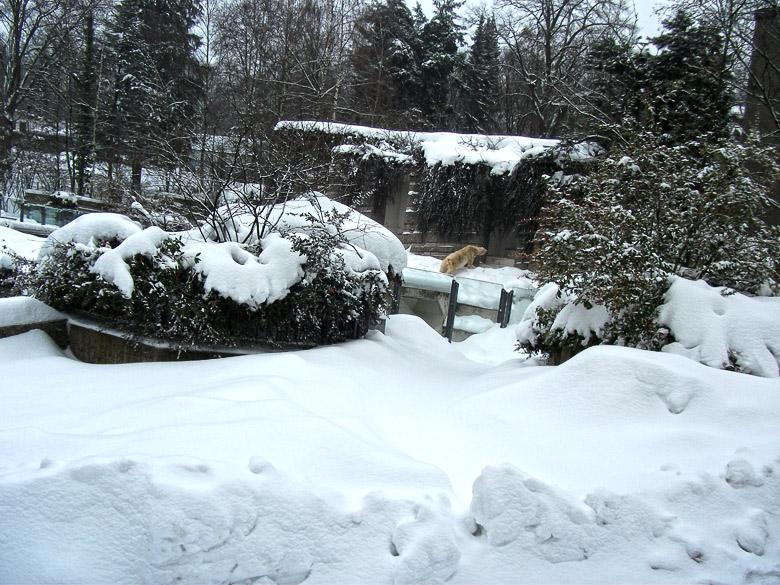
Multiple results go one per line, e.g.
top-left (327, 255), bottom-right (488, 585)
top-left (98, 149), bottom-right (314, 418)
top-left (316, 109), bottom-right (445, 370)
top-left (275, 120), bottom-right (561, 175)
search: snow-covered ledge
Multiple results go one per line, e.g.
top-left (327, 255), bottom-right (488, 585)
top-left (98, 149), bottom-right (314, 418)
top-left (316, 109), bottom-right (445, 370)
top-left (0, 296), bottom-right (68, 348)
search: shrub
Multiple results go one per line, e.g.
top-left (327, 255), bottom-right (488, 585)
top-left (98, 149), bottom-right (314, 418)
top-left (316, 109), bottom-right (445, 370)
top-left (32, 211), bottom-right (389, 349)
top-left (521, 130), bottom-right (780, 358)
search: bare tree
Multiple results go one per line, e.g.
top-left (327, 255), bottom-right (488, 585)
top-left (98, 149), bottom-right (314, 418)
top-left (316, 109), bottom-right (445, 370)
top-left (0, 0), bottom-right (93, 197)
top-left (495, 0), bottom-right (637, 137)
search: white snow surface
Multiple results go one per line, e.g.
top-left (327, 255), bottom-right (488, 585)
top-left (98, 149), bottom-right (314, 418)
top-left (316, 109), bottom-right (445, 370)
top-left (275, 121), bottom-right (559, 175)
top-left (659, 277), bottom-right (780, 378)
top-left (188, 234), bottom-right (305, 306)
top-left (90, 226), bottom-right (170, 297)
top-left (0, 296), bottom-right (64, 328)
top-left (38, 213), bottom-right (142, 260)
top-left (0, 226), bottom-right (44, 268)
top-left (1, 313), bottom-right (779, 584)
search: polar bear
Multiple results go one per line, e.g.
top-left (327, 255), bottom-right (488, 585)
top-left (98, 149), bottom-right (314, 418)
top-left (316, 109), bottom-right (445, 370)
top-left (439, 245), bottom-right (488, 275)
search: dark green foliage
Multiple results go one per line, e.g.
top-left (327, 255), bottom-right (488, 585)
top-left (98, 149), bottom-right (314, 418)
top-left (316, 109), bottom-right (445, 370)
top-left (417, 0), bottom-right (465, 127)
top-left (329, 154), bottom-right (407, 214)
top-left (585, 9), bottom-right (733, 144)
top-left (0, 248), bottom-right (35, 298)
top-left (415, 162), bottom-right (504, 241)
top-left (647, 9), bottom-right (733, 142)
top-left (275, 210), bottom-right (388, 344)
top-left (350, 0), bottom-right (423, 126)
top-left (32, 221), bottom-right (389, 349)
top-left (414, 149), bottom-right (573, 251)
top-left (458, 15), bottom-right (501, 133)
top-left (104, 0), bottom-right (204, 188)
top-left (527, 129), bottom-right (780, 355)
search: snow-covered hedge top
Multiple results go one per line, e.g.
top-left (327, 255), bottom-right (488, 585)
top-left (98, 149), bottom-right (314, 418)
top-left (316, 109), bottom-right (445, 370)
top-left (202, 194), bottom-right (406, 275)
top-left (518, 277), bottom-right (780, 378)
top-left (38, 213), bottom-right (142, 260)
top-left (275, 120), bottom-right (560, 175)
top-left (186, 234), bottom-right (305, 307)
top-left (659, 277), bottom-right (780, 378)
top-left (38, 194), bottom-right (400, 306)
top-left (267, 195), bottom-right (406, 274)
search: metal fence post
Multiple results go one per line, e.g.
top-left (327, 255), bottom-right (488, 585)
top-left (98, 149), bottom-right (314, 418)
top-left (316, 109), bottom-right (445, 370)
top-left (500, 289), bottom-right (514, 328)
top-left (391, 277), bottom-right (402, 315)
top-left (497, 288), bottom-right (508, 327)
top-left (444, 279), bottom-right (459, 342)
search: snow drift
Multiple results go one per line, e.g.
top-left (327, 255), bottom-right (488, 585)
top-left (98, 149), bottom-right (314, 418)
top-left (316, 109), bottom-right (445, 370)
top-left (1, 314), bottom-right (779, 584)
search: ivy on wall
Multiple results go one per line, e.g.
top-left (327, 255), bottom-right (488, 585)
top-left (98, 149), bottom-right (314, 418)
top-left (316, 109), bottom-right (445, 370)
top-left (414, 150), bottom-right (571, 251)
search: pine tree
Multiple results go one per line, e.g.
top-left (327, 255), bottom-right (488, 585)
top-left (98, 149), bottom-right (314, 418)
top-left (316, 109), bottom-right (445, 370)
top-left (350, 0), bottom-right (421, 126)
top-left (418, 0), bottom-right (464, 128)
top-left (73, 10), bottom-right (97, 197)
top-left (459, 14), bottom-right (501, 133)
top-left (646, 9), bottom-right (734, 142)
top-left (105, 0), bottom-right (203, 193)
top-left (528, 129), bottom-right (780, 354)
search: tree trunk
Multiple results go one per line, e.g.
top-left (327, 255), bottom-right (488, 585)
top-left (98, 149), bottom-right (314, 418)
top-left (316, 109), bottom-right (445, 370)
top-left (131, 160), bottom-right (143, 195)
top-left (0, 115), bottom-right (15, 194)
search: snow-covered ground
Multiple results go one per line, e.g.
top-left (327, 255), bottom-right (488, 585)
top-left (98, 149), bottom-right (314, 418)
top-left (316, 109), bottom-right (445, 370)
top-left (0, 226), bottom-right (779, 584)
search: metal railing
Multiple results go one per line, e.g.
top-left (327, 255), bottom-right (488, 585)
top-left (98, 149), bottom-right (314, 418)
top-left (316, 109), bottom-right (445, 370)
top-left (398, 266), bottom-right (535, 342)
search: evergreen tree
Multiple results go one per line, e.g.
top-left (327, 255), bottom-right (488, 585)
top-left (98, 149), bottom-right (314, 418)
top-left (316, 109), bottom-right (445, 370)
top-left (105, 0), bottom-right (203, 192)
top-left (459, 14), bottom-right (501, 133)
top-left (350, 0), bottom-right (421, 126)
top-left (584, 37), bottom-right (645, 128)
top-left (73, 9), bottom-right (97, 197)
top-left (525, 129), bottom-right (780, 356)
top-left (646, 9), bottom-right (733, 142)
top-left (418, 0), bottom-right (464, 128)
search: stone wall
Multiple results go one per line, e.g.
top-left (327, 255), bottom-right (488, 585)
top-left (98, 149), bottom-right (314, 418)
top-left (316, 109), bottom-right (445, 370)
top-left (353, 169), bottom-right (526, 262)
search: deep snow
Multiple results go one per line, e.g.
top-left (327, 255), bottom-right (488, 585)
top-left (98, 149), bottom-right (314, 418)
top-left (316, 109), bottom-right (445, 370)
top-left (1, 223), bottom-right (779, 583)
top-left (1, 314), bottom-right (779, 584)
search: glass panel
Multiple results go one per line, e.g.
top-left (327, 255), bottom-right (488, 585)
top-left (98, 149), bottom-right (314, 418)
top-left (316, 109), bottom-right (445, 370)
top-left (453, 275), bottom-right (503, 309)
top-left (401, 265), bottom-right (538, 334)
top-left (401, 266), bottom-right (455, 294)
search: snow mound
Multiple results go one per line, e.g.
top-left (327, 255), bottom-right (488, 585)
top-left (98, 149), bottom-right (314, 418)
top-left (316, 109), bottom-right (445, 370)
top-left (0, 296), bottom-right (65, 328)
top-left (202, 194), bottom-right (406, 275)
top-left (91, 227), bottom-right (169, 297)
top-left (1, 303), bottom-right (780, 583)
top-left (0, 455), bottom-right (451, 584)
top-left (38, 213), bottom-right (141, 259)
top-left (187, 233), bottom-right (305, 306)
top-left (658, 277), bottom-right (780, 377)
top-left (0, 226), bottom-right (45, 267)
top-left (265, 195), bottom-right (407, 274)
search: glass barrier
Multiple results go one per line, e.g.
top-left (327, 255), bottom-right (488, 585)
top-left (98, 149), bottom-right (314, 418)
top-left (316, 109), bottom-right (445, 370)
top-left (19, 203), bottom-right (80, 227)
top-left (400, 265), bottom-right (537, 335)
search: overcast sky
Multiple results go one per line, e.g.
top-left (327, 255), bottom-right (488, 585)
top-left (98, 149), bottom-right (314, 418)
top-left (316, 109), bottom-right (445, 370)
top-left (409, 0), bottom-right (670, 40)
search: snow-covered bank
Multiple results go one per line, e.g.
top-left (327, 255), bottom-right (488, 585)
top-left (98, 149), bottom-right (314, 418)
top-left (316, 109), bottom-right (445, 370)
top-left (1, 316), bottom-right (779, 583)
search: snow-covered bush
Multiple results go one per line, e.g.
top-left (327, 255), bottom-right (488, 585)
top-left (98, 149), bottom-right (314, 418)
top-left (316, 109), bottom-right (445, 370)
top-left (32, 206), bottom-right (390, 348)
top-left (0, 247), bottom-right (32, 298)
top-left (520, 131), bottom-right (780, 372)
